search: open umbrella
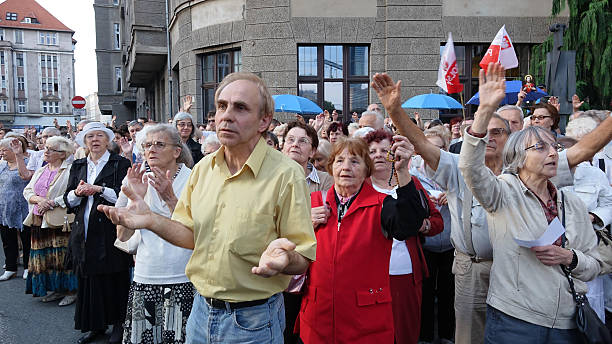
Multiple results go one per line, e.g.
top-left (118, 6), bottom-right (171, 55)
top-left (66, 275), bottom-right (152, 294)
top-left (401, 93), bottom-right (463, 110)
top-left (272, 94), bottom-right (323, 114)
top-left (466, 80), bottom-right (547, 106)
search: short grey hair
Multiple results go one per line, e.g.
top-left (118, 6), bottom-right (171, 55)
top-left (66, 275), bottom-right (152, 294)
top-left (46, 136), bottom-right (75, 156)
top-left (137, 124), bottom-right (194, 168)
top-left (497, 105), bottom-right (523, 122)
top-left (490, 113), bottom-right (512, 134)
top-left (503, 126), bottom-right (555, 174)
top-left (565, 116), bottom-right (598, 140)
top-left (360, 111), bottom-right (384, 129)
top-left (0, 137), bottom-right (13, 149)
top-left (203, 133), bottom-right (220, 146)
top-left (172, 112), bottom-right (201, 140)
top-left (42, 127), bottom-right (61, 137)
top-left (579, 110), bottom-right (609, 124)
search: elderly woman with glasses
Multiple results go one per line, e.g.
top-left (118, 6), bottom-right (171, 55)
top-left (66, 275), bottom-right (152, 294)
top-left (23, 136), bottom-right (78, 305)
top-left (0, 136), bottom-right (31, 281)
top-left (298, 138), bottom-right (428, 344)
top-left (530, 103), bottom-right (561, 136)
top-left (115, 124), bottom-right (194, 344)
top-left (458, 63), bottom-right (600, 343)
top-left (64, 122), bottom-right (132, 344)
top-left (173, 112), bottom-right (204, 165)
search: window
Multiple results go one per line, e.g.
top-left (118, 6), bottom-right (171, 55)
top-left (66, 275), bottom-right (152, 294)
top-left (40, 53), bottom-right (59, 96)
top-left (439, 43), bottom-right (532, 117)
top-left (39, 31), bottom-right (57, 45)
top-left (14, 30), bottom-right (23, 44)
top-left (297, 45), bottom-right (369, 119)
top-left (17, 100), bottom-right (26, 113)
top-left (41, 101), bottom-right (59, 114)
top-left (200, 50), bottom-right (241, 118)
top-left (16, 53), bottom-right (23, 67)
top-left (6, 12), bottom-right (17, 21)
top-left (0, 29), bottom-right (4, 41)
top-left (0, 51), bottom-right (4, 65)
top-left (113, 0), bottom-right (119, 5)
top-left (1, 76), bottom-right (6, 89)
top-left (115, 67), bottom-right (122, 92)
top-left (17, 76), bottom-right (24, 91)
top-left (0, 100), bottom-right (6, 112)
top-left (113, 24), bottom-right (120, 49)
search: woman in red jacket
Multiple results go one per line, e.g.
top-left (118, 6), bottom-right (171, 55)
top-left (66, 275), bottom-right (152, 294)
top-left (365, 129), bottom-right (443, 344)
top-left (299, 138), bottom-right (428, 344)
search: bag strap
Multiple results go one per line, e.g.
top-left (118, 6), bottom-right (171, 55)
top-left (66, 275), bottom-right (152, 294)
top-left (559, 191), bottom-right (581, 304)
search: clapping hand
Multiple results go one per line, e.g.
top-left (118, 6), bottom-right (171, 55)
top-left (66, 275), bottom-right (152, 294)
top-left (75, 180), bottom-right (99, 197)
top-left (252, 238), bottom-right (297, 277)
top-left (145, 167), bottom-right (177, 205)
top-left (126, 164), bottom-right (147, 198)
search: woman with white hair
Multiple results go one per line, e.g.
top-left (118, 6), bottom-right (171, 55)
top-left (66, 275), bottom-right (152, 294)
top-left (0, 136), bottom-right (30, 281)
top-left (173, 112), bottom-right (204, 164)
top-left (201, 133), bottom-right (221, 156)
top-left (116, 124), bottom-right (194, 344)
top-left (23, 136), bottom-right (78, 306)
top-left (458, 64), bottom-right (601, 343)
top-left (63, 122), bottom-right (132, 344)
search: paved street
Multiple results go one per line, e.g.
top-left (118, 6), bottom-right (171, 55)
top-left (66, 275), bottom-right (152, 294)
top-left (0, 250), bottom-right (108, 344)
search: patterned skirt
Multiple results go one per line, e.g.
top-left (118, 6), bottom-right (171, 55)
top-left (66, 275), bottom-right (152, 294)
top-left (25, 225), bottom-right (78, 297)
top-left (123, 281), bottom-right (195, 344)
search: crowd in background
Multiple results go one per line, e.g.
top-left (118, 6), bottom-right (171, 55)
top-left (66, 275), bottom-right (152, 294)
top-left (0, 66), bottom-right (611, 344)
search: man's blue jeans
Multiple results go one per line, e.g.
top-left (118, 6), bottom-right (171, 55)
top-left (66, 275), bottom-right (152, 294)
top-left (484, 305), bottom-right (579, 344)
top-left (186, 292), bottom-right (285, 343)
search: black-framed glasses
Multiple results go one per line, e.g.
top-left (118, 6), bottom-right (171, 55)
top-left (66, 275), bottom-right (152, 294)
top-left (525, 141), bottom-right (564, 153)
top-left (488, 128), bottom-right (508, 137)
top-left (176, 122), bottom-right (193, 128)
top-left (141, 141), bottom-right (178, 151)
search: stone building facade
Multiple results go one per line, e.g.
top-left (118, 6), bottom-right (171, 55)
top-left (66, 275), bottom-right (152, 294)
top-left (0, 0), bottom-right (76, 127)
top-left (99, 0), bottom-right (565, 123)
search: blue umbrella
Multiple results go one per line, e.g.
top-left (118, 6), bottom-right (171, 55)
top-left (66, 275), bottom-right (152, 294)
top-left (272, 94), bottom-right (323, 114)
top-left (401, 93), bottom-right (463, 110)
top-left (466, 80), bottom-right (547, 105)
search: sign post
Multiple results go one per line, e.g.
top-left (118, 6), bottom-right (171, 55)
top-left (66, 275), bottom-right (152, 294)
top-left (71, 96), bottom-right (86, 119)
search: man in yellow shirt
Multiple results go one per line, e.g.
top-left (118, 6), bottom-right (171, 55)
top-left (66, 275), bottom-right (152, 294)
top-left (99, 72), bottom-right (316, 343)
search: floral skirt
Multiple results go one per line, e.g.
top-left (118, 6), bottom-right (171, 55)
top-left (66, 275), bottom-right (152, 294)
top-left (123, 281), bottom-right (195, 344)
top-left (25, 225), bottom-right (77, 297)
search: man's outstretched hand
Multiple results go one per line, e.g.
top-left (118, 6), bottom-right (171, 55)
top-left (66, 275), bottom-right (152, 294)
top-left (252, 238), bottom-right (298, 278)
top-left (97, 184), bottom-right (152, 230)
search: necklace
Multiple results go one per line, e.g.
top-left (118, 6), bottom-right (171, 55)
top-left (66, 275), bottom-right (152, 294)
top-left (386, 142), bottom-right (400, 187)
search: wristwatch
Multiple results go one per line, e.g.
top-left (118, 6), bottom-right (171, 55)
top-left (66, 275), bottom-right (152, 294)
top-left (99, 186), bottom-right (105, 194)
top-left (568, 249), bottom-right (578, 270)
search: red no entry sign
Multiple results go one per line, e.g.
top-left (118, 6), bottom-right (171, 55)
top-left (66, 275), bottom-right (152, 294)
top-left (72, 96), bottom-right (86, 109)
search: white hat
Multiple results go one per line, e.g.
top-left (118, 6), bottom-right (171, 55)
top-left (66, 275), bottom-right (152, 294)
top-left (75, 122), bottom-right (115, 147)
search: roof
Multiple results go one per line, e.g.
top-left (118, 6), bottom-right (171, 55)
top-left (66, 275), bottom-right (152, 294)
top-left (0, 0), bottom-right (73, 33)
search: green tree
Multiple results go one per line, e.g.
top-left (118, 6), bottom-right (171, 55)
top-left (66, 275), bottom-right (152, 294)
top-left (530, 0), bottom-right (612, 109)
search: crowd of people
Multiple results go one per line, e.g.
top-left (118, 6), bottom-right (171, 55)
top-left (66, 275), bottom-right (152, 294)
top-left (0, 63), bottom-right (611, 344)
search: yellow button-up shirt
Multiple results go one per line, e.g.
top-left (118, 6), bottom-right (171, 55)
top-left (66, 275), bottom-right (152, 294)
top-left (172, 137), bottom-right (316, 302)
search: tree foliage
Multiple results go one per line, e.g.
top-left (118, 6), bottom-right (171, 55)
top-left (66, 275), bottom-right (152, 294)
top-left (530, 0), bottom-right (612, 109)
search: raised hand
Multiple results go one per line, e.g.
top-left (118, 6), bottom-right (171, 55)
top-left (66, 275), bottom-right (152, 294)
top-left (391, 135), bottom-right (414, 172)
top-left (119, 136), bottom-right (133, 155)
top-left (125, 164), bottom-right (147, 198)
top-left (9, 138), bottom-right (23, 156)
top-left (314, 113), bottom-right (325, 131)
top-left (548, 96), bottom-right (561, 112)
top-left (331, 110), bottom-right (339, 121)
top-left (516, 90), bottom-right (526, 106)
top-left (323, 110), bottom-right (330, 121)
top-left (572, 94), bottom-right (584, 112)
top-left (182, 95), bottom-right (193, 113)
top-left (251, 238), bottom-right (297, 277)
top-left (97, 184), bottom-right (153, 230)
top-left (371, 73), bottom-right (403, 113)
top-left (478, 63), bottom-right (506, 111)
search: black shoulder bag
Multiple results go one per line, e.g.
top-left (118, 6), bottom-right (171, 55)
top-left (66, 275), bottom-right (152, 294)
top-left (560, 192), bottom-right (612, 344)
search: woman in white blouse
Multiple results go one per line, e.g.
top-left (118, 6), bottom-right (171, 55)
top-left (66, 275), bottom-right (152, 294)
top-left (115, 124), bottom-right (195, 344)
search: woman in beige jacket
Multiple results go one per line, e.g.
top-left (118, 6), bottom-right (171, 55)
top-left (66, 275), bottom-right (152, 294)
top-left (458, 63), bottom-right (600, 343)
top-left (23, 136), bottom-right (77, 306)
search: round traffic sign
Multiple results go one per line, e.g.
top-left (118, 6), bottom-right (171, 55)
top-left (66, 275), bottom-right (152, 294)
top-left (72, 96), bottom-right (86, 109)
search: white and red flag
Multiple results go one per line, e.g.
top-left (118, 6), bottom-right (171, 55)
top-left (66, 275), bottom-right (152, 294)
top-left (436, 33), bottom-right (463, 94)
top-left (479, 25), bottom-right (518, 70)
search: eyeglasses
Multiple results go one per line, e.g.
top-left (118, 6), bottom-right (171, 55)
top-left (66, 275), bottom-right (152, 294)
top-left (207, 119), bottom-right (215, 123)
top-left (141, 141), bottom-right (178, 151)
top-left (45, 147), bottom-right (62, 153)
top-left (531, 115), bottom-right (552, 121)
top-left (177, 122), bottom-right (193, 128)
top-left (285, 136), bottom-right (311, 146)
top-left (525, 141), bottom-right (565, 153)
top-left (488, 128), bottom-right (508, 137)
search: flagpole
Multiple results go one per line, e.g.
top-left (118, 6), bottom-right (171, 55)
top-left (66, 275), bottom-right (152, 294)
top-left (459, 91), bottom-right (466, 120)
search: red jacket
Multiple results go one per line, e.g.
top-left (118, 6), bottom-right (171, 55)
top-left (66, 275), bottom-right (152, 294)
top-left (299, 182), bottom-right (394, 344)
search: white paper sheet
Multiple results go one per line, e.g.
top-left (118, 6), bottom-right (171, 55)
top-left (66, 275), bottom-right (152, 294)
top-left (513, 217), bottom-right (566, 248)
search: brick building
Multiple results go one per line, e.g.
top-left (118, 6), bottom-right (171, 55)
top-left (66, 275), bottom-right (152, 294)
top-left (97, 0), bottom-right (565, 123)
top-left (0, 0), bottom-right (76, 128)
